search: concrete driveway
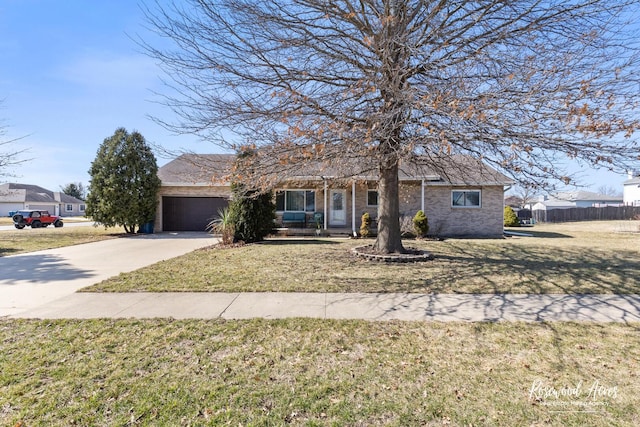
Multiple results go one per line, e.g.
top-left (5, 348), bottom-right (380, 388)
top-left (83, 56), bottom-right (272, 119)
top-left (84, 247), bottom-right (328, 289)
top-left (0, 232), bottom-right (217, 316)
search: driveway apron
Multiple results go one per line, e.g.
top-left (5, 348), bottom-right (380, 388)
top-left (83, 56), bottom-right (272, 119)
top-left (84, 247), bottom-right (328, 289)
top-left (0, 232), bottom-right (216, 316)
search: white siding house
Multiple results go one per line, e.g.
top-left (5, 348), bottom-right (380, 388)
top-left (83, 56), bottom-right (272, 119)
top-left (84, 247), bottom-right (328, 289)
top-left (623, 172), bottom-right (640, 206)
top-left (532, 191), bottom-right (624, 211)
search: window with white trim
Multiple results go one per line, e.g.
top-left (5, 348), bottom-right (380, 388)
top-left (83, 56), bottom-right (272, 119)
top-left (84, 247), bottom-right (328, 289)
top-left (276, 190), bottom-right (315, 212)
top-left (79, 204), bottom-right (86, 213)
top-left (367, 190), bottom-right (378, 207)
top-left (65, 204), bottom-right (73, 212)
top-left (452, 190), bottom-right (481, 207)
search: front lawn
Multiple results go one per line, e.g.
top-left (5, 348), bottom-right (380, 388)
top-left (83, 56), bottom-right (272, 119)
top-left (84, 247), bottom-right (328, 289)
top-left (85, 221), bottom-right (640, 294)
top-left (1, 319), bottom-right (638, 426)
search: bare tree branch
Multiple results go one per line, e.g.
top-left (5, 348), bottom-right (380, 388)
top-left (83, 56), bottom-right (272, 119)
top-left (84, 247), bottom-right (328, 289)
top-left (141, 0), bottom-right (640, 252)
top-left (0, 103), bottom-right (29, 179)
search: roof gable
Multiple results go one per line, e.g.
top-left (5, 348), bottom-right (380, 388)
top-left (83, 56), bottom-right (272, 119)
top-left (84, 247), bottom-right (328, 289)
top-left (159, 154), bottom-right (235, 185)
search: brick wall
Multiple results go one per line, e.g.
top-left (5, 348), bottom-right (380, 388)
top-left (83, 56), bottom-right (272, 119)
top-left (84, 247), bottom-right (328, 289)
top-left (157, 182), bottom-right (505, 237)
top-left (314, 181), bottom-right (504, 237)
top-left (423, 185), bottom-right (504, 237)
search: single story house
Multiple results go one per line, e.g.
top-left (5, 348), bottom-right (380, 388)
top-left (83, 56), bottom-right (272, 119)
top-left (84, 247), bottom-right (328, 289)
top-left (156, 153), bottom-right (513, 238)
top-left (532, 191), bottom-right (624, 211)
top-left (623, 171), bottom-right (640, 206)
top-left (0, 183), bottom-right (85, 217)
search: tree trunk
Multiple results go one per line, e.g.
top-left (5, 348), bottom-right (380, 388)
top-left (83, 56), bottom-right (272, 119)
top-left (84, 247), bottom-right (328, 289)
top-left (373, 162), bottom-right (405, 254)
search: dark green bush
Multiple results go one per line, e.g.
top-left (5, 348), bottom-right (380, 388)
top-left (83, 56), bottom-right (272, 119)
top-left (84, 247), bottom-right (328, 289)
top-left (229, 184), bottom-right (276, 243)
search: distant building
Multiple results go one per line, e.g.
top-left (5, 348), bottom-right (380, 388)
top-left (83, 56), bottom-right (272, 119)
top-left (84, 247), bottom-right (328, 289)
top-left (623, 170), bottom-right (640, 206)
top-left (0, 183), bottom-right (85, 217)
top-left (532, 191), bottom-right (624, 211)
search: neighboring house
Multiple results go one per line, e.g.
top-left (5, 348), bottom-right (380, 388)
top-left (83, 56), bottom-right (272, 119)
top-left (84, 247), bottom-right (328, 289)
top-left (623, 171), bottom-right (640, 206)
top-left (532, 190), bottom-right (624, 211)
top-left (0, 183), bottom-right (85, 217)
top-left (156, 154), bottom-right (513, 237)
top-left (504, 195), bottom-right (523, 208)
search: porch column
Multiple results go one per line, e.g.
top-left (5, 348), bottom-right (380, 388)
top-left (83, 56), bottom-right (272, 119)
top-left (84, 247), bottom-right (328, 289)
top-left (421, 179), bottom-right (425, 212)
top-left (352, 180), bottom-right (357, 235)
top-left (323, 179), bottom-right (328, 230)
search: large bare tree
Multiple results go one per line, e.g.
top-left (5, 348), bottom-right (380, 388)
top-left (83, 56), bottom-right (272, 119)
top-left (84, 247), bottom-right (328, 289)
top-left (143, 0), bottom-right (640, 253)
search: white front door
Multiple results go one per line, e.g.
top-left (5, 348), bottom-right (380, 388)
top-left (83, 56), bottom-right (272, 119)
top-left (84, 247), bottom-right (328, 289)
top-left (330, 190), bottom-right (347, 226)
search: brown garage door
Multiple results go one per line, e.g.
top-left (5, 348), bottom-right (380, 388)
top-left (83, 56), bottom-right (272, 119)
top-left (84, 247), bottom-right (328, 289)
top-left (162, 197), bottom-right (229, 232)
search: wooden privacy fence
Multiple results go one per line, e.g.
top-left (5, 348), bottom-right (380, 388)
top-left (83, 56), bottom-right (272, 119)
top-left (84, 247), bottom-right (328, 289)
top-left (533, 206), bottom-right (640, 223)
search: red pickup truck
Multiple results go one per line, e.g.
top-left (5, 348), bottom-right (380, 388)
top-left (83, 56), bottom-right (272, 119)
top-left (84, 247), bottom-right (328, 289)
top-left (12, 210), bottom-right (64, 229)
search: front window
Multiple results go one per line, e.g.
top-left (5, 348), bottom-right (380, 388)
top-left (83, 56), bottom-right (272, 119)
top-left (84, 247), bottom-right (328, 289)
top-left (276, 190), bottom-right (315, 212)
top-left (66, 204), bottom-right (73, 212)
top-left (367, 190), bottom-right (378, 206)
top-left (452, 190), bottom-right (481, 207)
top-left (79, 204), bottom-right (86, 213)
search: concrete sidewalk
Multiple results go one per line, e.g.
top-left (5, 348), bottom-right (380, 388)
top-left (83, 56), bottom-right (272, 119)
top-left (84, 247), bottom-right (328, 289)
top-left (10, 292), bottom-right (640, 322)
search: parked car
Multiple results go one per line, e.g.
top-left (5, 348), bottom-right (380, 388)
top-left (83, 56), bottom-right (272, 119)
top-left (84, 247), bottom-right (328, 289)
top-left (12, 210), bottom-right (63, 229)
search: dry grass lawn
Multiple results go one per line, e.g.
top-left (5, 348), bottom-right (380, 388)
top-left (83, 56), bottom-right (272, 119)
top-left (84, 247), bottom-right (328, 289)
top-left (85, 220), bottom-right (640, 294)
top-left (0, 225), bottom-right (126, 256)
top-left (1, 319), bottom-right (638, 426)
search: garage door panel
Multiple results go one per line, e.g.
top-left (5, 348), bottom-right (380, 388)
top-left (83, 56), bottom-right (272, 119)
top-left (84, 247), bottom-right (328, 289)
top-left (163, 197), bottom-right (228, 231)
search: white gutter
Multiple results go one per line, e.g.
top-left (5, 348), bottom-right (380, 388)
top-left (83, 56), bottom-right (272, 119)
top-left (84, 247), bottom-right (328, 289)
top-left (323, 179), bottom-right (328, 230)
top-left (352, 180), bottom-right (357, 235)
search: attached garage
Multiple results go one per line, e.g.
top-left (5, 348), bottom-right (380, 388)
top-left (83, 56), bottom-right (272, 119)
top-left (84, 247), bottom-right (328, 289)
top-left (162, 196), bottom-right (229, 232)
top-left (156, 154), bottom-right (236, 232)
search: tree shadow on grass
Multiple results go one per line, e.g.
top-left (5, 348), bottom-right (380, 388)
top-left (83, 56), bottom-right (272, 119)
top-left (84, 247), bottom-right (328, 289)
top-left (0, 248), bottom-right (20, 257)
top-left (260, 239), bottom-right (341, 246)
top-left (428, 244), bottom-right (640, 295)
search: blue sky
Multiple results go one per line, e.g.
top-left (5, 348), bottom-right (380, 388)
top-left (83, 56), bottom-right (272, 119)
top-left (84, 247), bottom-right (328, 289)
top-left (0, 0), bottom-right (221, 189)
top-left (0, 0), bottom-right (633, 194)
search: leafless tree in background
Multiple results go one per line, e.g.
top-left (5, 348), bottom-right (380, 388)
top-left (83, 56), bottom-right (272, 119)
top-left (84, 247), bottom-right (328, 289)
top-left (143, 0), bottom-right (640, 253)
top-left (509, 185), bottom-right (537, 209)
top-left (0, 102), bottom-right (28, 179)
top-left (597, 185), bottom-right (623, 197)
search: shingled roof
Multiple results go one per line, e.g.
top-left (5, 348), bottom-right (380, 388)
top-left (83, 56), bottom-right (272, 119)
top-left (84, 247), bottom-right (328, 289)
top-left (0, 183), bottom-right (84, 204)
top-left (158, 153), bottom-right (513, 187)
top-left (158, 154), bottom-right (235, 185)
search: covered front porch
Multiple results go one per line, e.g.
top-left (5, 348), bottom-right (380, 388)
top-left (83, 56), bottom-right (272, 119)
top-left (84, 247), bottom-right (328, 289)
top-left (274, 178), bottom-right (434, 236)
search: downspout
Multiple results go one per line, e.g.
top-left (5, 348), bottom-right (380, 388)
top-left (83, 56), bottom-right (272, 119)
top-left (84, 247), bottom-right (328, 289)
top-left (421, 179), bottom-right (425, 212)
top-left (352, 180), bottom-right (357, 236)
top-left (323, 178), bottom-right (328, 230)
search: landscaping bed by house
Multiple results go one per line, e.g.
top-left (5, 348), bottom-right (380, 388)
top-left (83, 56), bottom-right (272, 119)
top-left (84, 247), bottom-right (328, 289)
top-left (85, 221), bottom-right (640, 294)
